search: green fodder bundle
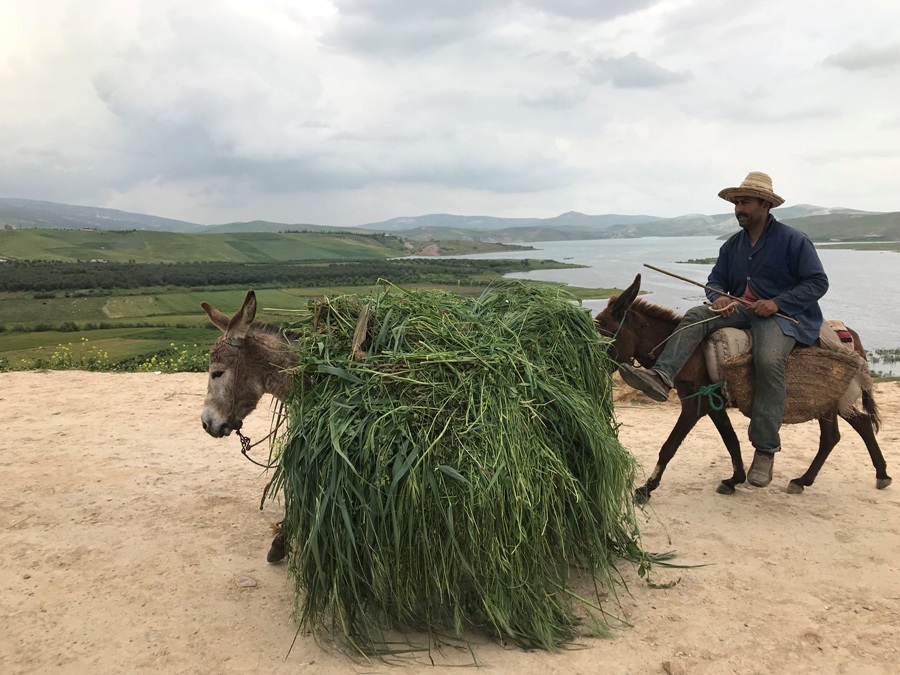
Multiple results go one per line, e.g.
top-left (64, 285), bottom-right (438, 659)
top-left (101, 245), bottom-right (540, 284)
top-left (268, 282), bottom-right (644, 653)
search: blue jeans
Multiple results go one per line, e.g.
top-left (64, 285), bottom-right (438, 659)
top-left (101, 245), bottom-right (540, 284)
top-left (652, 305), bottom-right (796, 454)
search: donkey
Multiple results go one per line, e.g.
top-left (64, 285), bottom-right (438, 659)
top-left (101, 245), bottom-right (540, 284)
top-left (200, 290), bottom-right (297, 562)
top-left (595, 274), bottom-right (892, 502)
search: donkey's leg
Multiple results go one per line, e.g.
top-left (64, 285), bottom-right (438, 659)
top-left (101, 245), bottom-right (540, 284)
top-left (841, 411), bottom-right (892, 490)
top-left (787, 414), bottom-right (840, 494)
top-left (635, 404), bottom-right (702, 504)
top-left (707, 407), bottom-right (746, 494)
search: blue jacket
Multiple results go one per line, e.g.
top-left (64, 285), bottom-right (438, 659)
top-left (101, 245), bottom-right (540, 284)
top-left (706, 216), bottom-right (828, 345)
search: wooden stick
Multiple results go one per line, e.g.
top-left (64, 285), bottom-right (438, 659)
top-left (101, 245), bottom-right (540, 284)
top-left (642, 263), bottom-right (799, 324)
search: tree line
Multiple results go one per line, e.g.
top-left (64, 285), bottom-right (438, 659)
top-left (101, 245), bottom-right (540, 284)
top-left (0, 258), bottom-right (539, 293)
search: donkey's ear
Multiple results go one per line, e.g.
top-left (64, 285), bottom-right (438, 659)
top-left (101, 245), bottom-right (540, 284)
top-left (201, 301), bottom-right (231, 332)
top-left (608, 274), bottom-right (641, 323)
top-left (225, 290), bottom-right (257, 341)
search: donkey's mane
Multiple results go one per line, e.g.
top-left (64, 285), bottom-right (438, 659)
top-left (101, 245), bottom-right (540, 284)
top-left (630, 297), bottom-right (684, 325)
top-left (250, 321), bottom-right (299, 343)
top-left (252, 321), bottom-right (287, 336)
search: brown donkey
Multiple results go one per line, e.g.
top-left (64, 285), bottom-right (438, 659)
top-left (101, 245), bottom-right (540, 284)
top-left (594, 274), bottom-right (891, 502)
top-left (201, 290), bottom-right (296, 562)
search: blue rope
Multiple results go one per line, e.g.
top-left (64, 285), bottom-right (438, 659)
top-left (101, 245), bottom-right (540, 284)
top-left (680, 380), bottom-right (727, 414)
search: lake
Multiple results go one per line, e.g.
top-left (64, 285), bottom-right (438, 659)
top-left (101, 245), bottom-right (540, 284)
top-left (456, 236), bottom-right (900, 374)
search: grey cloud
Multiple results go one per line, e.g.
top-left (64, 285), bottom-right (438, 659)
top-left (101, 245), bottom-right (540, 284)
top-left (583, 52), bottom-right (691, 88)
top-left (521, 0), bottom-right (659, 21)
top-left (711, 103), bottom-right (838, 125)
top-left (327, 17), bottom-right (475, 56)
top-left (201, 140), bottom-right (572, 196)
top-left (335, 0), bottom-right (659, 22)
top-left (329, 0), bottom-right (494, 54)
top-left (84, 9), bottom-right (575, 202)
top-left (81, 100), bottom-right (572, 198)
top-left (824, 43), bottom-right (900, 71)
top-left (86, 7), bottom-right (339, 192)
top-left (315, 127), bottom-right (575, 194)
top-left (381, 157), bottom-right (573, 194)
top-left (335, 0), bottom-right (488, 21)
top-left (328, 0), bottom-right (662, 56)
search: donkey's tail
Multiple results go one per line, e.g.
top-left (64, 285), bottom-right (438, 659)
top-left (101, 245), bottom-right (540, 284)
top-left (862, 387), bottom-right (882, 434)
top-left (847, 326), bottom-right (881, 433)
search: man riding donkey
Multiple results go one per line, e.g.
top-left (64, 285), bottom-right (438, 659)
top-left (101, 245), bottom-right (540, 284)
top-left (619, 171), bottom-right (829, 488)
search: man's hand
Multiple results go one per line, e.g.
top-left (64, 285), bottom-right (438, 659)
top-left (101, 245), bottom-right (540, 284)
top-left (710, 296), bottom-right (738, 316)
top-left (746, 299), bottom-right (779, 317)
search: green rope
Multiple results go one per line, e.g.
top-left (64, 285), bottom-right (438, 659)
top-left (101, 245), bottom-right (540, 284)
top-left (680, 380), bottom-right (727, 414)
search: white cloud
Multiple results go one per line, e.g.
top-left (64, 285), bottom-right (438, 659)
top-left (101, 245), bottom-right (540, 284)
top-left (1, 0), bottom-right (900, 225)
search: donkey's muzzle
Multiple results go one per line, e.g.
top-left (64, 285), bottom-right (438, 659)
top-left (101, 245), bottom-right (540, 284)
top-left (201, 410), bottom-right (242, 438)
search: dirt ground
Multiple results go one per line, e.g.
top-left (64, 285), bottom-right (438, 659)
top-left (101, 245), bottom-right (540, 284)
top-left (2, 371), bottom-right (899, 674)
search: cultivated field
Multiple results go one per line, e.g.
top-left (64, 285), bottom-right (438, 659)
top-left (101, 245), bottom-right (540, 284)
top-left (0, 278), bottom-right (613, 370)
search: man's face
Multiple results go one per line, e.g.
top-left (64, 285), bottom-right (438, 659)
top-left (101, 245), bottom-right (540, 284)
top-left (733, 197), bottom-right (769, 231)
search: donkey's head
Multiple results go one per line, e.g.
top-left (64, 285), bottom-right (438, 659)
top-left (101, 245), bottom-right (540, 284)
top-left (200, 290), bottom-right (290, 438)
top-left (594, 274), bottom-right (643, 364)
top-left (595, 274), bottom-right (684, 369)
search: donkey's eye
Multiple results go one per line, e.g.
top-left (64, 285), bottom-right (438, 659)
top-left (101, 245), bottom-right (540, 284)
top-left (211, 370), bottom-right (225, 379)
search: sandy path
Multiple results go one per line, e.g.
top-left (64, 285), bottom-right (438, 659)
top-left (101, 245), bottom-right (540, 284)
top-left (1, 371), bottom-right (898, 674)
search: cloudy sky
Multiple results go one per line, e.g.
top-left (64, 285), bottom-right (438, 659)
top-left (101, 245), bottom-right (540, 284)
top-left (2, 0), bottom-right (899, 226)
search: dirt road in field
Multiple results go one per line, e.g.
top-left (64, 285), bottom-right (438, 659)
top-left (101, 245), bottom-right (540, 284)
top-left (2, 371), bottom-right (899, 674)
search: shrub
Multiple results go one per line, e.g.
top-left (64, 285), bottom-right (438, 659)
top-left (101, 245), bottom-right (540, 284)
top-left (135, 343), bottom-right (208, 373)
top-left (43, 338), bottom-right (111, 371)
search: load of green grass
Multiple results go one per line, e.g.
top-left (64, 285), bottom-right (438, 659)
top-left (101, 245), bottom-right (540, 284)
top-left (267, 281), bottom-right (644, 653)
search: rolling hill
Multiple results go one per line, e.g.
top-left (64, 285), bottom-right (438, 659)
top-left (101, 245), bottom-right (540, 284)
top-left (0, 228), bottom-right (410, 263)
top-left (0, 198), bottom-right (338, 234)
top-left (2, 196), bottom-right (898, 246)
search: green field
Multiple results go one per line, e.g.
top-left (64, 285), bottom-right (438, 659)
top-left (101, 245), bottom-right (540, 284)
top-left (0, 228), bottom-right (525, 263)
top-left (0, 229), bottom-right (404, 262)
top-left (0, 282), bottom-right (618, 371)
top-left (0, 227), bottom-right (613, 371)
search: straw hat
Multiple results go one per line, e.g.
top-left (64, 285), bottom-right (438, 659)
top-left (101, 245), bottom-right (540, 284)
top-left (718, 171), bottom-right (785, 208)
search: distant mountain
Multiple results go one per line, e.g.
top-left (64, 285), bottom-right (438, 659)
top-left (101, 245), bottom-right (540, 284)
top-left (2, 196), bottom-right (897, 243)
top-left (355, 205), bottom-right (888, 242)
top-left (775, 203), bottom-right (875, 219)
top-left (359, 211), bottom-right (662, 233)
top-left (0, 198), bottom-right (337, 235)
top-left (781, 210), bottom-right (900, 242)
top-left (0, 197), bottom-right (204, 232)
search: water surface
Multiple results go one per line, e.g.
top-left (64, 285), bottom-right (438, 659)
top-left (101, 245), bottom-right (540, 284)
top-left (456, 236), bottom-right (900, 372)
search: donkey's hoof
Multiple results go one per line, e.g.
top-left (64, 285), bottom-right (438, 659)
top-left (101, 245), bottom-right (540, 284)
top-left (716, 481), bottom-right (735, 495)
top-left (876, 476), bottom-right (892, 490)
top-left (266, 535), bottom-right (287, 564)
top-left (786, 481), bottom-right (805, 495)
top-left (634, 487), bottom-right (651, 505)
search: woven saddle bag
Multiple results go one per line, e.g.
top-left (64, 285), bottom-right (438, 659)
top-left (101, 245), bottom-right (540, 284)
top-left (703, 322), bottom-right (869, 424)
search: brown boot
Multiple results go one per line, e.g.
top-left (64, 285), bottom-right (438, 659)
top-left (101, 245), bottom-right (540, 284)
top-left (747, 451), bottom-right (775, 488)
top-left (619, 363), bottom-right (670, 402)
